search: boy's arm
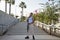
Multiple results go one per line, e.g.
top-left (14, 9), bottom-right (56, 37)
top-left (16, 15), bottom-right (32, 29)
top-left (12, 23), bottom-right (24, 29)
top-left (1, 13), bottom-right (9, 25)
top-left (33, 17), bottom-right (34, 23)
top-left (27, 18), bottom-right (28, 22)
top-left (27, 17), bottom-right (29, 22)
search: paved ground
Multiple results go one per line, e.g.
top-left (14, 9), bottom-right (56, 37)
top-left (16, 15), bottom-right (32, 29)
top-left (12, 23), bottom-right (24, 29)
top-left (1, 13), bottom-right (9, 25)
top-left (6, 22), bottom-right (47, 35)
top-left (0, 22), bottom-right (60, 40)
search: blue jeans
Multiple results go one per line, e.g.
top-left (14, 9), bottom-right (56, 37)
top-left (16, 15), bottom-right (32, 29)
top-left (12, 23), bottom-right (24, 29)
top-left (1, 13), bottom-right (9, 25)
top-left (27, 23), bottom-right (29, 32)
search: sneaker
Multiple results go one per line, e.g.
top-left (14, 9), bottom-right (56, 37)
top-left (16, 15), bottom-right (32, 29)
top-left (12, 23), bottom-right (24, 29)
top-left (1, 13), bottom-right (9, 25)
top-left (32, 35), bottom-right (35, 40)
top-left (25, 36), bottom-right (29, 39)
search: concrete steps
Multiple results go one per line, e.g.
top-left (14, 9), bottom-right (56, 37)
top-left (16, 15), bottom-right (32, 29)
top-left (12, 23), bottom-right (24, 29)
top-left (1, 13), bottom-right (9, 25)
top-left (0, 35), bottom-right (60, 40)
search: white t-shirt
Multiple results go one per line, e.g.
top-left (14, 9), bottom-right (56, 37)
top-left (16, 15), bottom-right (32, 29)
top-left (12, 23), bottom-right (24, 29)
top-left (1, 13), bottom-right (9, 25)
top-left (28, 16), bottom-right (33, 23)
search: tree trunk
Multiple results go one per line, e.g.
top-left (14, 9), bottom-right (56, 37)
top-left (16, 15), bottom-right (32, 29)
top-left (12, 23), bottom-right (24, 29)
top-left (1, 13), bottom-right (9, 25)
top-left (22, 7), bottom-right (23, 16)
top-left (9, 0), bottom-right (11, 15)
top-left (21, 7), bottom-right (23, 21)
top-left (5, 1), bottom-right (7, 13)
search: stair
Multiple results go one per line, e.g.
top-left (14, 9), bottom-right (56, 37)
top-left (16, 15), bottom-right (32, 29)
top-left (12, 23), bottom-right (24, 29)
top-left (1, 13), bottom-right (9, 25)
top-left (0, 35), bottom-right (60, 40)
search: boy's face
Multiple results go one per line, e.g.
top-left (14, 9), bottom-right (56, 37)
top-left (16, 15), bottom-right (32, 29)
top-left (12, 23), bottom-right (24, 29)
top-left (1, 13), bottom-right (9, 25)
top-left (30, 13), bottom-right (33, 16)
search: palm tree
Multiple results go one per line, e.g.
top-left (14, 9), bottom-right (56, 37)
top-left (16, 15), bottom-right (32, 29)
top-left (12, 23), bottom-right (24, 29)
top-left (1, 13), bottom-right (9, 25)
top-left (5, 0), bottom-right (9, 13)
top-left (8, 0), bottom-right (15, 15)
top-left (19, 2), bottom-right (26, 18)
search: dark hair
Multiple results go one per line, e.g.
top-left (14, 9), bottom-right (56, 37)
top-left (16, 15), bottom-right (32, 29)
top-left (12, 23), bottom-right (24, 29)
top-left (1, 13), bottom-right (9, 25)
top-left (30, 12), bottom-right (33, 15)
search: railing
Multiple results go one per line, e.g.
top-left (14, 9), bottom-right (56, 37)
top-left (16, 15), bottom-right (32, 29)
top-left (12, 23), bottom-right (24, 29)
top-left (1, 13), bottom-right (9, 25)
top-left (0, 24), bottom-right (8, 35)
top-left (34, 21), bottom-right (60, 37)
top-left (0, 19), bottom-right (19, 35)
top-left (8, 19), bottom-right (19, 27)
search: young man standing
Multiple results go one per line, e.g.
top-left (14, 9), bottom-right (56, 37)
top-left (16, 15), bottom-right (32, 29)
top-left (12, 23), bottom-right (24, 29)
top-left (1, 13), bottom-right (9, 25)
top-left (25, 13), bottom-right (35, 40)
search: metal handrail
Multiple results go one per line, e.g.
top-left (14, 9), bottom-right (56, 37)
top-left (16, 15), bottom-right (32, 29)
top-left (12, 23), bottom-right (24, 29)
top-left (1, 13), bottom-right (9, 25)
top-left (0, 24), bottom-right (8, 35)
top-left (0, 19), bottom-right (19, 35)
top-left (8, 19), bottom-right (19, 27)
top-left (0, 24), bottom-right (8, 26)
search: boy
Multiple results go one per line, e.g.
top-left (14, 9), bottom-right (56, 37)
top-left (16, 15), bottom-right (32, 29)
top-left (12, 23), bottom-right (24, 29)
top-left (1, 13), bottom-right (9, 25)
top-left (25, 13), bottom-right (35, 40)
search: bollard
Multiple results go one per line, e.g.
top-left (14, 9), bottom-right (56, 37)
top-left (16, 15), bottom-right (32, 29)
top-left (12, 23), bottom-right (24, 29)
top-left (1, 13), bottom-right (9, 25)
top-left (50, 27), bottom-right (51, 35)
top-left (54, 28), bottom-right (56, 34)
top-left (49, 26), bottom-right (53, 35)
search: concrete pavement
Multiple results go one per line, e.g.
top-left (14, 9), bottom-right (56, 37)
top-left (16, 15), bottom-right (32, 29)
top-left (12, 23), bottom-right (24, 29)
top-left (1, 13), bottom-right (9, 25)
top-left (0, 35), bottom-right (60, 40)
top-left (0, 22), bottom-right (60, 40)
top-left (6, 22), bottom-right (47, 35)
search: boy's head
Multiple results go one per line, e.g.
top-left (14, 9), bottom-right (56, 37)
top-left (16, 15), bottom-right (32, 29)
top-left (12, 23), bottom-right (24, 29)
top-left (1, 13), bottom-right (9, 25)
top-left (30, 12), bottom-right (33, 16)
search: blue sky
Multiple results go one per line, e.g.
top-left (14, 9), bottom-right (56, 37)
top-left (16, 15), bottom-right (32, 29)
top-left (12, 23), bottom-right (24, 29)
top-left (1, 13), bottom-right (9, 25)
top-left (0, 0), bottom-right (48, 17)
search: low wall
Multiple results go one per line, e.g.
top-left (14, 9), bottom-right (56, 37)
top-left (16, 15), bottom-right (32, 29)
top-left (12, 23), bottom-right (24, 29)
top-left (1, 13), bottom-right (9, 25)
top-left (0, 10), bottom-right (19, 35)
top-left (34, 21), bottom-right (60, 37)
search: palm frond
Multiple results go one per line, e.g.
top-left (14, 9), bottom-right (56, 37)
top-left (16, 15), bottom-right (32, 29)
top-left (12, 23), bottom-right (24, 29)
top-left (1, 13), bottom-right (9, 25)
top-left (19, 2), bottom-right (26, 8)
top-left (12, 0), bottom-right (15, 4)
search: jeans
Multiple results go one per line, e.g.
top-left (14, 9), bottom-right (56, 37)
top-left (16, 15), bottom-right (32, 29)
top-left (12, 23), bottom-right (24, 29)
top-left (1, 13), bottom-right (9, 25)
top-left (27, 23), bottom-right (29, 32)
top-left (27, 23), bottom-right (34, 35)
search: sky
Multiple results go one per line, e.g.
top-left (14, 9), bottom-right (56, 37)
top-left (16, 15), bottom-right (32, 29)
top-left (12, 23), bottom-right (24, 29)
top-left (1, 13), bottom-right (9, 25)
top-left (0, 0), bottom-right (48, 17)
